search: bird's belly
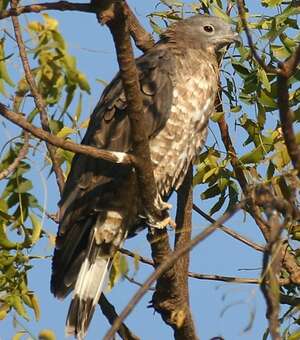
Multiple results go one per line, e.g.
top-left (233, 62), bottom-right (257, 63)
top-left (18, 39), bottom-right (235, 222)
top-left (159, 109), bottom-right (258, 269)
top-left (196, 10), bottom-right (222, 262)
top-left (149, 77), bottom-right (215, 197)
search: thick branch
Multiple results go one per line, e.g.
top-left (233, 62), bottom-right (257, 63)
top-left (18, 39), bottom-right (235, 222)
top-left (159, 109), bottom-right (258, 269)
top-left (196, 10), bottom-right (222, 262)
top-left (95, 1), bottom-right (167, 225)
top-left (0, 131), bottom-right (29, 180)
top-left (10, 0), bottom-right (64, 193)
top-left (0, 103), bottom-right (132, 164)
top-left (124, 2), bottom-right (155, 52)
top-left (260, 212), bottom-right (283, 340)
top-left (147, 169), bottom-right (197, 340)
top-left (104, 202), bottom-right (243, 339)
top-left (173, 166), bottom-right (197, 339)
top-left (99, 295), bottom-right (140, 340)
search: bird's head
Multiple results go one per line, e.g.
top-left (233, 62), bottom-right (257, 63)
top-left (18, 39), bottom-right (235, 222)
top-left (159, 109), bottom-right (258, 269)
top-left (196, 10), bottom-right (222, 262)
top-left (163, 15), bottom-right (240, 53)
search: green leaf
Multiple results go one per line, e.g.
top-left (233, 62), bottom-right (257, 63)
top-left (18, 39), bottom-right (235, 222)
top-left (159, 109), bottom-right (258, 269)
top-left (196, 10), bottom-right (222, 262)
top-left (10, 295), bottom-right (29, 320)
top-left (39, 329), bottom-right (56, 340)
top-left (201, 184), bottom-right (221, 200)
top-left (0, 39), bottom-right (15, 87)
top-left (77, 72), bottom-right (90, 94)
top-left (231, 61), bottom-right (250, 79)
top-left (239, 146), bottom-right (265, 164)
top-left (12, 331), bottom-right (26, 340)
top-left (0, 222), bottom-right (17, 249)
top-left (210, 194), bottom-right (226, 215)
top-left (29, 213), bottom-right (42, 245)
top-left (74, 93), bottom-right (82, 122)
top-left (210, 111), bottom-right (224, 122)
top-left (288, 331), bottom-right (300, 340)
top-left (56, 127), bottom-right (76, 139)
top-left (16, 179), bottom-right (33, 193)
top-left (257, 68), bottom-right (271, 92)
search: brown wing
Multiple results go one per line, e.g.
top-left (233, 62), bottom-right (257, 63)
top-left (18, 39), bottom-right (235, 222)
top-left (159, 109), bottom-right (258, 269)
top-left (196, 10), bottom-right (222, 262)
top-left (51, 44), bottom-right (175, 297)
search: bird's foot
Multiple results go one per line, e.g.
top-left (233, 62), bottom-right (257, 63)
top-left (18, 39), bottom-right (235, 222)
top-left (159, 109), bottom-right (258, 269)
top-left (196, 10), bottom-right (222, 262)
top-left (155, 216), bottom-right (176, 229)
top-left (154, 193), bottom-right (172, 211)
top-left (144, 194), bottom-right (175, 229)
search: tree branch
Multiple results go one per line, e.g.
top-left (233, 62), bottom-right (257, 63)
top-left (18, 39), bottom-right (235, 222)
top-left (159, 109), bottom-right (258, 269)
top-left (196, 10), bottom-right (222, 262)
top-left (173, 166), bottom-right (197, 339)
top-left (123, 2), bottom-right (155, 52)
top-left (236, 0), bottom-right (279, 75)
top-left (99, 295), bottom-right (140, 340)
top-left (94, 1), bottom-right (168, 226)
top-left (193, 204), bottom-right (265, 252)
top-left (0, 1), bottom-right (93, 19)
top-left (0, 131), bottom-right (29, 180)
top-left (0, 103), bottom-right (132, 164)
top-left (257, 189), bottom-right (285, 340)
top-left (277, 46), bottom-right (300, 178)
top-left (103, 202), bottom-right (243, 339)
top-left (10, 0), bottom-right (65, 194)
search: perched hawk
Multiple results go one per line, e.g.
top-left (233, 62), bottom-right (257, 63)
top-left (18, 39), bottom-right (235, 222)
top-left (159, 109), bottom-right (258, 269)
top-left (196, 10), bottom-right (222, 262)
top-left (51, 15), bottom-right (239, 339)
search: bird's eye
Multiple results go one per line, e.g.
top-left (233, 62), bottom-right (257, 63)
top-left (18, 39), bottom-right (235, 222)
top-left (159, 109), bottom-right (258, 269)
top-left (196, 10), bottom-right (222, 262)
top-left (203, 25), bottom-right (214, 33)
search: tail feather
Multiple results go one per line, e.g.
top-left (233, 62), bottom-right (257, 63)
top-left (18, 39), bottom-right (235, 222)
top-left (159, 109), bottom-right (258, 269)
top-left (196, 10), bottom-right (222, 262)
top-left (65, 228), bottom-right (111, 340)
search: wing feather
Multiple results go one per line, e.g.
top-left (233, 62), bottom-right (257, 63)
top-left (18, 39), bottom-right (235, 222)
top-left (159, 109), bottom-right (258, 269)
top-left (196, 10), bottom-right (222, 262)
top-left (51, 44), bottom-right (175, 297)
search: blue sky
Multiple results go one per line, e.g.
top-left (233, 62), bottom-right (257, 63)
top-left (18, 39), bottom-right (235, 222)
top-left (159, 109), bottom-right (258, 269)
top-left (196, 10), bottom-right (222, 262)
top-left (0, 1), bottom-right (284, 339)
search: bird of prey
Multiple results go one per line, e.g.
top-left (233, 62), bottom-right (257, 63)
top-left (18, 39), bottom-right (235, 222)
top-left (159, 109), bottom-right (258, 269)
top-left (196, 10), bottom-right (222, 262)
top-left (51, 15), bottom-right (239, 339)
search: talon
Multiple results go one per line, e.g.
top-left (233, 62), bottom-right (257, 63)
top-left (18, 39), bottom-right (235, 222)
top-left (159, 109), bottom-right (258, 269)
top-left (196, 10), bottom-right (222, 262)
top-left (150, 216), bottom-right (176, 229)
top-left (154, 194), bottom-right (172, 211)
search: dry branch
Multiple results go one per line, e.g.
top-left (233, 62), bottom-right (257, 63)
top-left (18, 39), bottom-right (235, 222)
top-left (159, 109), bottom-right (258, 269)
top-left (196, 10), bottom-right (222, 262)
top-left (120, 248), bottom-right (293, 285)
top-left (103, 202), bottom-right (243, 339)
top-left (0, 131), bottom-right (29, 180)
top-left (94, 0), bottom-right (168, 226)
top-left (10, 0), bottom-right (64, 193)
top-left (147, 167), bottom-right (197, 340)
top-left (124, 2), bottom-right (155, 52)
top-left (99, 295), bottom-right (140, 340)
top-left (173, 166), bottom-right (197, 339)
top-left (148, 170), bottom-right (197, 340)
top-left (0, 104), bottom-right (132, 164)
top-left (278, 48), bottom-right (300, 178)
top-left (257, 189), bottom-right (285, 340)
top-left (236, 0), bottom-right (279, 75)
top-left (193, 204), bottom-right (265, 252)
top-left (0, 1), bottom-right (93, 19)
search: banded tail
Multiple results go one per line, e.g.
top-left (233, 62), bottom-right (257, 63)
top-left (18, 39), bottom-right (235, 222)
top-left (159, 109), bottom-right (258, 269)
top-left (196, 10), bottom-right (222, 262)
top-left (51, 209), bottom-right (126, 340)
top-left (65, 227), bottom-right (112, 340)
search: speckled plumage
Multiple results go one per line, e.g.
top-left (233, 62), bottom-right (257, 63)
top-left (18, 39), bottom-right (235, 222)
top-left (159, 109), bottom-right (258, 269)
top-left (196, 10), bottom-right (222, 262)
top-left (51, 15), bottom-right (239, 339)
top-left (152, 49), bottom-right (218, 196)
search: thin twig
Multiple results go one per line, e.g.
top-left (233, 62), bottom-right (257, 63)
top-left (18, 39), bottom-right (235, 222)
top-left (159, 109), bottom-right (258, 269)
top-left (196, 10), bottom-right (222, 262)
top-left (99, 295), bottom-right (140, 340)
top-left (0, 1), bottom-right (93, 19)
top-left (236, 0), bottom-right (279, 75)
top-left (1, 1), bottom-right (155, 54)
top-left (10, 0), bottom-right (64, 193)
top-left (0, 103), bottom-right (132, 164)
top-left (193, 204), bottom-right (265, 252)
top-left (215, 93), bottom-right (270, 240)
top-left (120, 247), bottom-right (290, 285)
top-left (278, 54), bottom-right (300, 178)
top-left (103, 202), bottom-right (243, 339)
top-left (0, 131), bottom-right (29, 180)
top-left (124, 274), bottom-right (155, 291)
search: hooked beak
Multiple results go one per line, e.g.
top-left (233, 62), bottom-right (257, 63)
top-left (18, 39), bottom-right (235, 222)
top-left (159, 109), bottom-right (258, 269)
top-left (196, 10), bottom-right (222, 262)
top-left (214, 32), bottom-right (241, 50)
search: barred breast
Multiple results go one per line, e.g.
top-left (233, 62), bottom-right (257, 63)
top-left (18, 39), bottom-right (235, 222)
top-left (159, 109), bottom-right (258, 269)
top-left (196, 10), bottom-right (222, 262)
top-left (149, 49), bottom-right (219, 197)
